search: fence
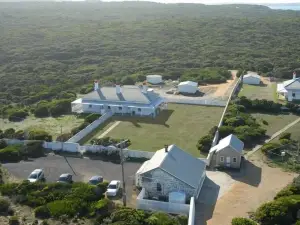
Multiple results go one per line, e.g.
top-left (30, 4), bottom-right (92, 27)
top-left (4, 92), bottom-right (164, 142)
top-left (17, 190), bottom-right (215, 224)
top-left (67, 111), bottom-right (113, 143)
top-left (137, 188), bottom-right (190, 215)
top-left (166, 98), bottom-right (226, 107)
top-left (207, 77), bottom-right (243, 166)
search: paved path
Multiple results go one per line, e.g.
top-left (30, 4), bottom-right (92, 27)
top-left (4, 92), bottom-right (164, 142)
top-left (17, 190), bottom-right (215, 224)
top-left (98, 121), bottom-right (121, 138)
top-left (246, 117), bottom-right (300, 159)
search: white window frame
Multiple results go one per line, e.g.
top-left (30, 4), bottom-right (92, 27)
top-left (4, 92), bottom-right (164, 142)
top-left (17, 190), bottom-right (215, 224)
top-left (233, 157), bottom-right (237, 163)
top-left (220, 156), bottom-right (224, 162)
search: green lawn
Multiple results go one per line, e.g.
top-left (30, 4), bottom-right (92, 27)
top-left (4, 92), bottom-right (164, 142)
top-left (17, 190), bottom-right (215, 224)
top-left (251, 113), bottom-right (299, 137)
top-left (0, 115), bottom-right (84, 140)
top-left (238, 83), bottom-right (275, 101)
top-left (98, 104), bottom-right (224, 157)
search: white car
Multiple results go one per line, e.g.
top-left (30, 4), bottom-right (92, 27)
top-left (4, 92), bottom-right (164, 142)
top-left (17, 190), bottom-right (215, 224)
top-left (27, 169), bottom-right (44, 183)
top-left (106, 180), bottom-right (121, 197)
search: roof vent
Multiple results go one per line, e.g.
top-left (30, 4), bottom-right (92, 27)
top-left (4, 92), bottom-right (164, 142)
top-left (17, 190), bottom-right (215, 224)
top-left (164, 145), bottom-right (168, 153)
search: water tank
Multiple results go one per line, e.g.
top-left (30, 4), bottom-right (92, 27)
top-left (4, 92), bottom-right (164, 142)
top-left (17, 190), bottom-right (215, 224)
top-left (169, 191), bottom-right (186, 204)
top-left (146, 75), bottom-right (163, 84)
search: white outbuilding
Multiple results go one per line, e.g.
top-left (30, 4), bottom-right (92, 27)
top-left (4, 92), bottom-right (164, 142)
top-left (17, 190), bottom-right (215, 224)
top-left (243, 73), bottom-right (261, 85)
top-left (146, 75), bottom-right (163, 84)
top-left (178, 81), bottom-right (199, 94)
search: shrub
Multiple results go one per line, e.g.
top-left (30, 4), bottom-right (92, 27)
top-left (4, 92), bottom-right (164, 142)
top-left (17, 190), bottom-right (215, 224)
top-left (94, 198), bottom-right (110, 214)
top-left (8, 110), bottom-right (28, 121)
top-left (34, 106), bottom-right (49, 117)
top-left (34, 205), bottom-right (51, 219)
top-left (0, 145), bottom-right (23, 162)
top-left (279, 138), bottom-right (292, 145)
top-left (261, 142), bottom-right (282, 155)
top-left (28, 129), bottom-right (52, 142)
top-left (275, 185), bottom-right (300, 199)
top-left (0, 198), bottom-right (10, 213)
top-left (279, 132), bottom-right (291, 140)
top-left (262, 119), bottom-right (268, 125)
top-left (24, 141), bottom-right (45, 158)
top-left (111, 208), bottom-right (147, 224)
top-left (14, 130), bottom-right (25, 140)
top-left (84, 114), bottom-right (100, 123)
top-left (47, 200), bottom-right (88, 218)
top-left (197, 134), bottom-right (213, 153)
top-left (49, 100), bottom-right (71, 117)
top-left (9, 216), bottom-right (19, 225)
top-left (0, 139), bottom-right (7, 149)
top-left (56, 133), bottom-right (73, 142)
top-left (0, 183), bottom-right (19, 196)
top-left (3, 128), bottom-right (15, 139)
top-left (231, 217), bottom-right (257, 225)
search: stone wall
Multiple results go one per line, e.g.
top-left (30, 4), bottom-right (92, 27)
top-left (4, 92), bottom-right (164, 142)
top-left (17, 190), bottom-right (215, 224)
top-left (141, 168), bottom-right (196, 199)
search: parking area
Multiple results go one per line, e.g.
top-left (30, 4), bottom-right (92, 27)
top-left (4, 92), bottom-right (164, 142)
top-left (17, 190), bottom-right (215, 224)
top-left (2, 154), bottom-right (142, 205)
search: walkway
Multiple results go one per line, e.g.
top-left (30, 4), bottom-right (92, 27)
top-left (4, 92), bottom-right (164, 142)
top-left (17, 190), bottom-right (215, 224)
top-left (98, 121), bottom-right (121, 138)
top-left (246, 117), bottom-right (300, 159)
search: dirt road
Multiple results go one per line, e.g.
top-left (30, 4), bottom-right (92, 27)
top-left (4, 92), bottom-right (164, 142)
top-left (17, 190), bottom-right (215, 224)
top-left (206, 152), bottom-right (297, 225)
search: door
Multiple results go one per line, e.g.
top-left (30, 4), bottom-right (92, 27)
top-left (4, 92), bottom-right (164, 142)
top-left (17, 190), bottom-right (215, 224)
top-left (226, 157), bottom-right (231, 167)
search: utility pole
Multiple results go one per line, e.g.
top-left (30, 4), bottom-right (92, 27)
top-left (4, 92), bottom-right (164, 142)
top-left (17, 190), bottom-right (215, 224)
top-left (118, 140), bottom-right (127, 207)
top-left (297, 141), bottom-right (300, 162)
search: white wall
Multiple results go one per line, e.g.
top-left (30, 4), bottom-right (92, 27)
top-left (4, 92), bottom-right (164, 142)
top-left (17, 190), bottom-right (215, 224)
top-left (287, 90), bottom-right (300, 101)
top-left (137, 188), bottom-right (190, 215)
top-left (67, 112), bottom-right (113, 143)
top-left (166, 98), bottom-right (226, 107)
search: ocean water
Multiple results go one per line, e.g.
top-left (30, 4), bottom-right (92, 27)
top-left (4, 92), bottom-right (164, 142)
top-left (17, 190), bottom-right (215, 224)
top-left (268, 5), bottom-right (300, 10)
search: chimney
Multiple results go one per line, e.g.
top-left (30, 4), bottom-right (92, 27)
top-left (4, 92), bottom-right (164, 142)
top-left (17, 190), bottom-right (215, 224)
top-left (116, 84), bottom-right (121, 94)
top-left (142, 82), bottom-right (148, 93)
top-left (293, 71), bottom-right (297, 80)
top-left (94, 80), bottom-right (99, 91)
top-left (164, 145), bottom-right (168, 153)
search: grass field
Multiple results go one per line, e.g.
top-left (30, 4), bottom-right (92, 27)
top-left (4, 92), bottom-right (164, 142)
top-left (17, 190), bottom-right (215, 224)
top-left (0, 115), bottom-right (84, 140)
top-left (91, 104), bottom-right (223, 157)
top-left (238, 83), bottom-right (277, 101)
top-left (252, 113), bottom-right (299, 136)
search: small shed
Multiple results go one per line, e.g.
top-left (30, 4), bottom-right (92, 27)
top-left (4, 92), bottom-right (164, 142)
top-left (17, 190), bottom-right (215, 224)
top-left (178, 81), bottom-right (198, 94)
top-left (243, 73), bottom-right (261, 85)
top-left (146, 75), bottom-right (163, 84)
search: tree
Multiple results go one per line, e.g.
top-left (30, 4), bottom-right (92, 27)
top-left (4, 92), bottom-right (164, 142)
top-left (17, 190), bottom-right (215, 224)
top-left (0, 140), bottom-right (7, 149)
top-left (3, 128), bottom-right (15, 139)
top-left (34, 106), bottom-right (49, 117)
top-left (197, 134), bottom-right (213, 153)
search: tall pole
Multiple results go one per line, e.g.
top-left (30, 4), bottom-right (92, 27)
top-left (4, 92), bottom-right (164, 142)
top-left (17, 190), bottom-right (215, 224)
top-left (119, 140), bottom-right (127, 207)
top-left (297, 141), bottom-right (300, 162)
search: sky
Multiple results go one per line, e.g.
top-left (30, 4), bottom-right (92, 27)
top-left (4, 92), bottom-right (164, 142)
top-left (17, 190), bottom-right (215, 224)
top-left (101, 0), bottom-right (299, 4)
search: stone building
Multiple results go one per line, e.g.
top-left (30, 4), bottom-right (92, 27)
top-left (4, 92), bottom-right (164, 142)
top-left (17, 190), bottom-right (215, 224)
top-left (136, 144), bottom-right (206, 199)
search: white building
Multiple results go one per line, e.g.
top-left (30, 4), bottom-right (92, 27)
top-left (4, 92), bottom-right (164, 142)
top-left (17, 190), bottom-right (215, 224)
top-left (242, 73), bottom-right (261, 85)
top-left (178, 81), bottom-right (199, 94)
top-left (277, 72), bottom-right (300, 101)
top-left (146, 75), bottom-right (163, 84)
top-left (71, 81), bottom-right (167, 117)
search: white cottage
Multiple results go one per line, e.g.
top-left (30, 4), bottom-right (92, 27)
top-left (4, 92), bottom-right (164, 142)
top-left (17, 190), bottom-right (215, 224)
top-left (136, 145), bottom-right (206, 199)
top-left (277, 72), bottom-right (300, 101)
top-left (72, 81), bottom-right (167, 117)
top-left (242, 73), bottom-right (261, 85)
top-left (178, 81), bottom-right (199, 94)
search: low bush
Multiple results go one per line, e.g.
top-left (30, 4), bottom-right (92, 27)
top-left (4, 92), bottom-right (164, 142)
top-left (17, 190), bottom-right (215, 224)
top-left (0, 145), bottom-right (23, 162)
top-left (231, 217), bottom-right (257, 225)
top-left (9, 216), bottom-right (19, 225)
top-left (0, 198), bottom-right (10, 213)
top-left (84, 113), bottom-right (100, 123)
top-left (279, 132), bottom-right (292, 140)
top-left (0, 139), bottom-right (7, 149)
top-left (8, 110), bottom-right (28, 122)
top-left (56, 133), bottom-right (73, 142)
top-left (93, 198), bottom-right (111, 214)
top-left (84, 150), bottom-right (121, 163)
top-left (3, 128), bottom-right (15, 139)
top-left (24, 141), bottom-right (45, 158)
top-left (197, 134), bottom-right (213, 153)
top-left (261, 142), bottom-right (282, 155)
top-left (28, 129), bottom-right (52, 142)
top-left (47, 199), bottom-right (88, 218)
top-left (34, 205), bottom-right (51, 219)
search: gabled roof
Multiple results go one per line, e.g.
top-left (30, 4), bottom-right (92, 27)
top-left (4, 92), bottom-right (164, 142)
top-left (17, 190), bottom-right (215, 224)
top-left (138, 145), bottom-right (206, 188)
top-left (244, 73), bottom-right (260, 79)
top-left (210, 134), bottom-right (244, 154)
top-left (283, 78), bottom-right (300, 89)
top-left (178, 81), bottom-right (198, 87)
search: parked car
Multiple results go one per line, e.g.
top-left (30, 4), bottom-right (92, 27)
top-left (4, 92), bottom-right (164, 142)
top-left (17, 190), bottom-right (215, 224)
top-left (106, 180), bottom-right (121, 197)
top-left (57, 173), bottom-right (73, 184)
top-left (27, 169), bottom-right (45, 183)
top-left (88, 176), bottom-right (103, 185)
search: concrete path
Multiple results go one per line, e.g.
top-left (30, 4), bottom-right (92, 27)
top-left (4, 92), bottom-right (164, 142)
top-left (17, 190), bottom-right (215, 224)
top-left (98, 121), bottom-right (121, 138)
top-left (246, 117), bottom-right (300, 159)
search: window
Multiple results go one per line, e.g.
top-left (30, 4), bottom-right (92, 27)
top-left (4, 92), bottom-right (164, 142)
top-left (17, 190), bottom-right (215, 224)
top-left (220, 156), bottom-right (224, 162)
top-left (138, 108), bottom-right (141, 112)
top-left (108, 106), bottom-right (111, 109)
top-left (89, 105), bottom-right (92, 108)
top-left (293, 93), bottom-right (296, 97)
top-left (118, 107), bottom-right (122, 110)
top-left (157, 183), bottom-right (162, 192)
top-left (233, 157), bottom-right (237, 163)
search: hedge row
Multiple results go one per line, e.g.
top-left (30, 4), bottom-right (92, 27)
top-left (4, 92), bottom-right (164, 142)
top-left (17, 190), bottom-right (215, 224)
top-left (0, 128), bottom-right (52, 141)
